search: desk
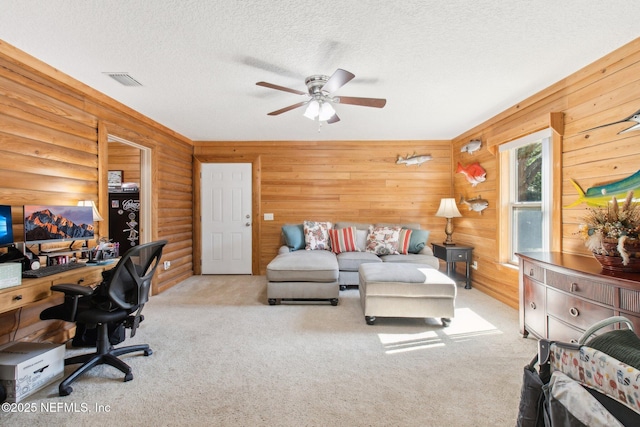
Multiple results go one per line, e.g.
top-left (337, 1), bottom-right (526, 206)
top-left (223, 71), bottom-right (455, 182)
top-left (0, 262), bottom-right (116, 343)
top-left (432, 243), bottom-right (474, 289)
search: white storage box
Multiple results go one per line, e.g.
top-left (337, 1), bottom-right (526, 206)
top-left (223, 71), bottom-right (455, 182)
top-left (0, 262), bottom-right (21, 290)
top-left (0, 342), bottom-right (64, 402)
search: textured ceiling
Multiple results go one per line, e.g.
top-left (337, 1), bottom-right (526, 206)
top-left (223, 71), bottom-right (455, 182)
top-left (0, 1), bottom-right (637, 141)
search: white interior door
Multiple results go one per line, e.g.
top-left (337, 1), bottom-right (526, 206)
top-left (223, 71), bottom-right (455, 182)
top-left (201, 163), bottom-right (252, 274)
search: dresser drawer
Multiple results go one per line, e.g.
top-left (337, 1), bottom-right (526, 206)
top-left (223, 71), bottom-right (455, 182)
top-left (620, 288), bottom-right (640, 313)
top-left (546, 287), bottom-right (614, 331)
top-left (522, 260), bottom-right (545, 283)
top-left (546, 270), bottom-right (614, 305)
top-left (523, 277), bottom-right (546, 338)
top-left (547, 316), bottom-right (584, 343)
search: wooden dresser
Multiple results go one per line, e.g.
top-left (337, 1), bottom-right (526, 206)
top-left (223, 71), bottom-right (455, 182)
top-left (517, 252), bottom-right (640, 342)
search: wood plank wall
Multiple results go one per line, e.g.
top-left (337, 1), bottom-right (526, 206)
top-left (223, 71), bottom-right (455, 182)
top-left (108, 142), bottom-right (141, 185)
top-left (0, 40), bottom-right (194, 343)
top-left (451, 37), bottom-right (640, 308)
top-left (193, 140), bottom-right (452, 274)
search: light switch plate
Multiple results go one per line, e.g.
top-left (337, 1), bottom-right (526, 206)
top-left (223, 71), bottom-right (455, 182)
top-left (264, 213), bottom-right (274, 221)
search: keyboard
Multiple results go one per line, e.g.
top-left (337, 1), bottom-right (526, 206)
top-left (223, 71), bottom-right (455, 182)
top-left (22, 262), bottom-right (87, 278)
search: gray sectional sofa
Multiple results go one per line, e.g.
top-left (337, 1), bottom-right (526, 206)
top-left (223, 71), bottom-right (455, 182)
top-left (266, 222), bottom-right (440, 305)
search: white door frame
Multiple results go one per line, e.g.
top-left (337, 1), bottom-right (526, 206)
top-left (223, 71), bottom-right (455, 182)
top-left (200, 163), bottom-right (252, 274)
top-left (193, 156), bottom-right (261, 275)
top-left (107, 135), bottom-right (151, 244)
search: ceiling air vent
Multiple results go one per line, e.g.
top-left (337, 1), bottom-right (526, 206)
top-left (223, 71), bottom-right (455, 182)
top-left (104, 72), bottom-right (143, 87)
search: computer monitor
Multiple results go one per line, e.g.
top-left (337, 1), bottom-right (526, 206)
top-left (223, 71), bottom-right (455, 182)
top-left (24, 205), bottom-right (94, 245)
top-left (0, 205), bottom-right (14, 248)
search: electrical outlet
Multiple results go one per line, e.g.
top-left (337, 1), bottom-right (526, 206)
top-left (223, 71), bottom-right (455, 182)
top-left (471, 261), bottom-right (478, 270)
top-left (163, 260), bottom-right (171, 270)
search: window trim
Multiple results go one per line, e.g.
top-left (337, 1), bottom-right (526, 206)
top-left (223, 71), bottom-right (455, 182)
top-left (500, 130), bottom-right (552, 263)
top-left (492, 112), bottom-right (563, 265)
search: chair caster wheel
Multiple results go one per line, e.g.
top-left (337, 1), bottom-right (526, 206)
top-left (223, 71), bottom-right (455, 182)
top-left (268, 298), bottom-right (277, 305)
top-left (442, 318), bottom-right (451, 327)
top-left (124, 372), bottom-right (133, 382)
top-left (330, 298), bottom-right (339, 306)
top-left (365, 316), bottom-right (376, 325)
top-left (59, 385), bottom-right (72, 396)
top-left (144, 348), bottom-right (153, 356)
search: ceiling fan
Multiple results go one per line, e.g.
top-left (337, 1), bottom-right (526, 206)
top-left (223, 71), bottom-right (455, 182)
top-left (256, 68), bottom-right (386, 124)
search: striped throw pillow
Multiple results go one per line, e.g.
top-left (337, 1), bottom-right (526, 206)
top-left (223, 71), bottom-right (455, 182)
top-left (398, 229), bottom-right (413, 254)
top-left (328, 227), bottom-right (358, 254)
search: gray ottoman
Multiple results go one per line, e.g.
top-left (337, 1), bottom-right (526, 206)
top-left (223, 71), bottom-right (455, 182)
top-left (359, 263), bottom-right (457, 325)
top-left (266, 250), bottom-right (339, 306)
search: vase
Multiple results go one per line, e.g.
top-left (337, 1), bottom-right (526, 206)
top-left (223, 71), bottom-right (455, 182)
top-left (593, 238), bottom-right (640, 272)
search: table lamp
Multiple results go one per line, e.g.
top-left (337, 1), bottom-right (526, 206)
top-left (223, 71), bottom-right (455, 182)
top-left (435, 198), bottom-right (462, 245)
top-left (77, 200), bottom-right (103, 253)
top-left (77, 200), bottom-right (104, 221)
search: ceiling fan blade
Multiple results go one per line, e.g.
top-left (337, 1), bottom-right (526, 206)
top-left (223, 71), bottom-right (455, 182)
top-left (267, 101), bottom-right (308, 116)
top-left (327, 114), bottom-right (340, 124)
top-left (336, 96), bottom-right (387, 108)
top-left (256, 81), bottom-right (306, 96)
top-left (321, 69), bottom-right (355, 93)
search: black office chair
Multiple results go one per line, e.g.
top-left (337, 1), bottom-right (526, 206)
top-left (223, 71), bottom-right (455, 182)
top-left (40, 240), bottom-right (167, 396)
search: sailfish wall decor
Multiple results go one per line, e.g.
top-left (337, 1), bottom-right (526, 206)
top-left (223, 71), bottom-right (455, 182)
top-left (565, 169), bottom-right (640, 207)
top-left (582, 107), bottom-right (640, 134)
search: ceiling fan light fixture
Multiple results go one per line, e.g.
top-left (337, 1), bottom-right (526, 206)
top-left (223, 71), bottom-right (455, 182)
top-left (318, 102), bottom-right (336, 121)
top-left (303, 100), bottom-right (320, 120)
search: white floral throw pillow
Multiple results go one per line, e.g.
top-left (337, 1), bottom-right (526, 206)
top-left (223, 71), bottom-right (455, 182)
top-left (304, 220), bottom-right (332, 250)
top-left (365, 225), bottom-right (401, 255)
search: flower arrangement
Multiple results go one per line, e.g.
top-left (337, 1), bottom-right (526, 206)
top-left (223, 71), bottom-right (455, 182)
top-left (578, 191), bottom-right (640, 266)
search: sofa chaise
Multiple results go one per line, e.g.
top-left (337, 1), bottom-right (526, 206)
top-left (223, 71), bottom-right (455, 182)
top-left (266, 221), bottom-right (440, 305)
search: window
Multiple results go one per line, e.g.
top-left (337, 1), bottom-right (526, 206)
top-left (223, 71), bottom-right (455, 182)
top-left (500, 129), bottom-right (552, 264)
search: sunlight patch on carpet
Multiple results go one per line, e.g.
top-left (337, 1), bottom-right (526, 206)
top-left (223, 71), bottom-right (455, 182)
top-left (378, 331), bottom-right (444, 354)
top-left (377, 308), bottom-right (501, 353)
top-left (443, 307), bottom-right (501, 339)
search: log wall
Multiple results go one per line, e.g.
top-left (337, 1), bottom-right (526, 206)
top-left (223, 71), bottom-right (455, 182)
top-left (0, 40), bottom-right (194, 343)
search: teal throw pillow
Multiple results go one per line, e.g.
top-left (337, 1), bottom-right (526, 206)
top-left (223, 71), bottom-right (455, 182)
top-left (282, 224), bottom-right (305, 251)
top-left (408, 229), bottom-right (430, 253)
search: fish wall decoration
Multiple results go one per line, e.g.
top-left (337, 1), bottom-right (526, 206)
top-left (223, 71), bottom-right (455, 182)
top-left (565, 169), bottom-right (640, 207)
top-left (461, 139), bottom-right (482, 154)
top-left (460, 195), bottom-right (489, 214)
top-left (456, 161), bottom-right (486, 187)
top-left (396, 153), bottom-right (432, 166)
top-left (582, 107), bottom-right (640, 134)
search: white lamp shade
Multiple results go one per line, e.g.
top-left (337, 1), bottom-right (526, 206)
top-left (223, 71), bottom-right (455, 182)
top-left (435, 198), bottom-right (462, 218)
top-left (78, 200), bottom-right (104, 221)
top-left (318, 102), bottom-right (336, 121)
top-left (303, 100), bottom-right (320, 119)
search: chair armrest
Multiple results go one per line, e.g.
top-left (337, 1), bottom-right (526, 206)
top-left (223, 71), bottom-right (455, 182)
top-left (51, 283), bottom-right (95, 296)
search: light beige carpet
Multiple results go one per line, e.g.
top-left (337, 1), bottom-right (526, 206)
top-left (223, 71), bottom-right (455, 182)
top-left (2, 275), bottom-right (537, 426)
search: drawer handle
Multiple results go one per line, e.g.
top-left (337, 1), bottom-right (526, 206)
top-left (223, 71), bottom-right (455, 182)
top-left (530, 302), bottom-right (536, 310)
top-left (13, 295), bottom-right (23, 301)
top-left (569, 307), bottom-right (580, 317)
top-left (570, 282), bottom-right (578, 292)
top-left (529, 269), bottom-right (534, 276)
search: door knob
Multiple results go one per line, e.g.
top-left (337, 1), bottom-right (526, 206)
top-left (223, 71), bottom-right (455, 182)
top-left (245, 222), bottom-right (251, 227)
